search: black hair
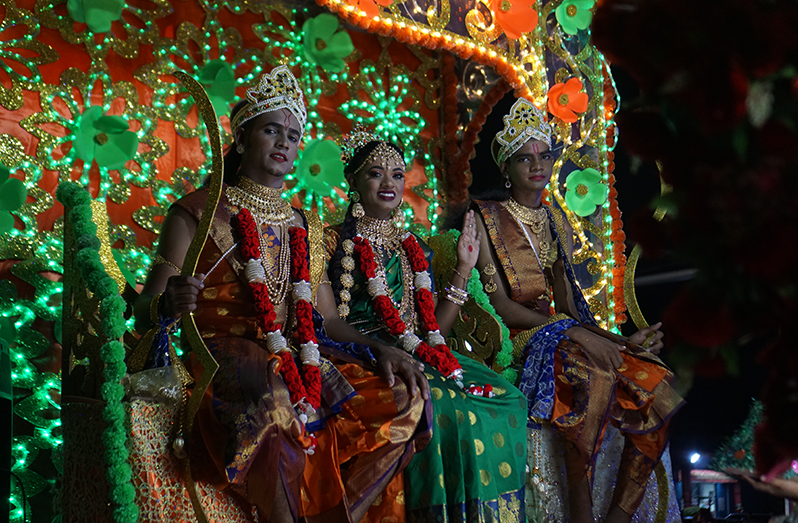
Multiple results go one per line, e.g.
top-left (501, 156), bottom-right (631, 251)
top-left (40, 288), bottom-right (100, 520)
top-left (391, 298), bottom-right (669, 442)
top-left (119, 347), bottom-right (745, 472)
top-left (220, 100), bottom-right (250, 187)
top-left (329, 140), bottom-right (405, 304)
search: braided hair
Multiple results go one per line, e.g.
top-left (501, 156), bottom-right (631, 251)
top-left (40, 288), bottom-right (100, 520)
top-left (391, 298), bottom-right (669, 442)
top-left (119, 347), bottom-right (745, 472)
top-left (329, 140), bottom-right (405, 305)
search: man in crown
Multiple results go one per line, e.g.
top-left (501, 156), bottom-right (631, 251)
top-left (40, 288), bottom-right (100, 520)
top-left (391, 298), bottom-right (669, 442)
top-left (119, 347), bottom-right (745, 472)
top-left (135, 66), bottom-right (431, 523)
top-left (469, 97), bottom-right (684, 523)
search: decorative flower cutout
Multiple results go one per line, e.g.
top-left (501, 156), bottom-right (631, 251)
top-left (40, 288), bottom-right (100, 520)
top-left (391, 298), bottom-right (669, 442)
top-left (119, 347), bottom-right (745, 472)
top-left (297, 139), bottom-right (346, 194)
top-left (0, 165), bottom-right (27, 233)
top-left (547, 78), bottom-right (589, 123)
top-left (198, 59), bottom-right (237, 117)
top-left (286, 139), bottom-right (347, 218)
top-left (565, 168), bottom-right (608, 216)
top-left (302, 14), bottom-right (354, 73)
top-left (73, 106), bottom-right (139, 170)
top-left (555, 0), bottom-right (595, 35)
top-left (340, 64), bottom-right (424, 164)
top-left (490, 0), bottom-right (539, 40)
top-left (66, 0), bottom-right (125, 33)
top-left (345, 0), bottom-right (392, 18)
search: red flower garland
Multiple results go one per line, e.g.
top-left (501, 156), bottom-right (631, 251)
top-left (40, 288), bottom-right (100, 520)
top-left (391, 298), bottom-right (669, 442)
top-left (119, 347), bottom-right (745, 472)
top-left (352, 234), bottom-right (462, 380)
top-left (233, 209), bottom-right (321, 411)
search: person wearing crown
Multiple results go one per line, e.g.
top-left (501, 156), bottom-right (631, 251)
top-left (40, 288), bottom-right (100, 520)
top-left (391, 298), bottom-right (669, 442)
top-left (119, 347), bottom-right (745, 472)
top-left (134, 66), bottom-right (431, 523)
top-left (320, 129), bottom-right (528, 522)
top-left (469, 98), bottom-right (685, 523)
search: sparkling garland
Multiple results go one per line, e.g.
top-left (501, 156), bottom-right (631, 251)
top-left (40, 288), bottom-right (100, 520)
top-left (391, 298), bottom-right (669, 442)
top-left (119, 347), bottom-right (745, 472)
top-left (233, 209), bottom-right (322, 429)
top-left (353, 233), bottom-right (494, 397)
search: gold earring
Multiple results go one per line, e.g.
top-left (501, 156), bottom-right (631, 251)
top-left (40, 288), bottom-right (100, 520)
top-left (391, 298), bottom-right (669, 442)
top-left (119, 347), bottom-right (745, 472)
top-left (505, 177), bottom-right (512, 189)
top-left (392, 199), bottom-right (404, 227)
top-left (352, 203), bottom-right (365, 218)
top-left (351, 190), bottom-right (361, 203)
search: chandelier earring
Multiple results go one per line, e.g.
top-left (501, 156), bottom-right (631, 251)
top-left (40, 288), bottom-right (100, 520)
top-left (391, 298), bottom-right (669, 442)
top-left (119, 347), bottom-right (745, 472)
top-left (236, 143), bottom-right (245, 154)
top-left (350, 190), bottom-right (364, 218)
top-left (392, 199), bottom-right (405, 227)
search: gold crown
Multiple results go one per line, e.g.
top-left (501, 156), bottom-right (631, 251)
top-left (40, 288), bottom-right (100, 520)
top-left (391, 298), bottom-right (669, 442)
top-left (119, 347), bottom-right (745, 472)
top-left (230, 65), bottom-right (307, 135)
top-left (340, 124), bottom-right (382, 164)
top-left (492, 98), bottom-right (552, 165)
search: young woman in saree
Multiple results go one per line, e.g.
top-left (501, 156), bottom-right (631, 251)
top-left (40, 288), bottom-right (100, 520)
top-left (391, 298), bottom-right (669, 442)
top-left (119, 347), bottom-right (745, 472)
top-left (321, 127), bottom-right (528, 523)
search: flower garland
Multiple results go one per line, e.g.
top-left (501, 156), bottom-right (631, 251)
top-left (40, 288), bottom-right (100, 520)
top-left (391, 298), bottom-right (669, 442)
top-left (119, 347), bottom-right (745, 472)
top-left (353, 234), bottom-right (461, 379)
top-left (56, 181), bottom-right (138, 523)
top-left (601, 62), bottom-right (627, 324)
top-left (353, 232), bottom-right (495, 397)
top-left (233, 208), bottom-right (322, 427)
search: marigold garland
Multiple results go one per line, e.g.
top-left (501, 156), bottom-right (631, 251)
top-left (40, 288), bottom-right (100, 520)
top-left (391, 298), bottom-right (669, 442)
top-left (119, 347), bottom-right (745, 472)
top-left (233, 209), bottom-right (322, 421)
top-left (56, 181), bottom-right (139, 523)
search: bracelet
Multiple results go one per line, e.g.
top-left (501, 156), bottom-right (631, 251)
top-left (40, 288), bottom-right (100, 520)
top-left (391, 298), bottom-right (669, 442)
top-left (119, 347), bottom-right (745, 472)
top-left (452, 267), bottom-right (468, 281)
top-left (152, 253), bottom-right (181, 273)
top-left (150, 292), bottom-right (177, 332)
top-left (446, 283), bottom-right (468, 299)
top-left (149, 293), bottom-right (163, 325)
top-left (444, 284), bottom-right (469, 306)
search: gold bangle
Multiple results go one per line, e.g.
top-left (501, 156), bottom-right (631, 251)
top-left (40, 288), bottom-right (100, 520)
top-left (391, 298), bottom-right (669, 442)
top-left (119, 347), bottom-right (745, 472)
top-left (452, 267), bottom-right (468, 281)
top-left (149, 293), bottom-right (163, 325)
top-left (152, 253), bottom-right (181, 273)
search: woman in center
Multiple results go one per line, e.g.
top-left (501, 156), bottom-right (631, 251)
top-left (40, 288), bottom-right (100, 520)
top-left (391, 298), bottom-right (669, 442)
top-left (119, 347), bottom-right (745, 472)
top-left (319, 127), bottom-right (528, 523)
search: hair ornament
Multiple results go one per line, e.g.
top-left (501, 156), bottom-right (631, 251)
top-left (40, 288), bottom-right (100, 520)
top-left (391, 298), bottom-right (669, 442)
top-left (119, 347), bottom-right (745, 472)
top-left (340, 124), bottom-right (406, 173)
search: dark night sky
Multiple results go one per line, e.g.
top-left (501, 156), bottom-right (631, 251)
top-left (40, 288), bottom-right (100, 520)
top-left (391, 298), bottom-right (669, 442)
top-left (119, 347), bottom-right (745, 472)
top-left (609, 65), bottom-right (780, 514)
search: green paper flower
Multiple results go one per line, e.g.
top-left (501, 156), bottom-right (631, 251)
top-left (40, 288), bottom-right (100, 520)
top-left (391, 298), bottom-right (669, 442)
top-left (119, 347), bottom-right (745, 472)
top-left (0, 165), bottom-right (27, 233)
top-left (66, 0), bottom-right (125, 33)
top-left (555, 0), bottom-right (595, 35)
top-left (565, 168), bottom-right (608, 216)
top-left (198, 59), bottom-right (236, 117)
top-left (296, 139), bottom-right (346, 196)
top-left (73, 106), bottom-right (139, 171)
top-left (0, 316), bottom-right (16, 347)
top-left (302, 14), bottom-right (354, 73)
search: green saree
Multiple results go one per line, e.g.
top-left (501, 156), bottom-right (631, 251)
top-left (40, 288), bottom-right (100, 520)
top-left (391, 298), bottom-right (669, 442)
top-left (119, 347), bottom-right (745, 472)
top-left (326, 228), bottom-right (527, 523)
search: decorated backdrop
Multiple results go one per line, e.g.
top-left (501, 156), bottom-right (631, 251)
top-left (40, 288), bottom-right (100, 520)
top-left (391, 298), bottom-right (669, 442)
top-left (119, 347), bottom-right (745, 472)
top-left (0, 0), bottom-right (624, 520)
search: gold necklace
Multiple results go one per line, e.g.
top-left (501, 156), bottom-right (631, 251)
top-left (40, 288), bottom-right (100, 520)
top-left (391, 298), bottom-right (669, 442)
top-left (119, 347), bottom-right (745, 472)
top-left (226, 176), bottom-right (294, 225)
top-left (226, 177), bottom-right (293, 304)
top-left (504, 198), bottom-right (554, 269)
top-left (505, 198), bottom-right (548, 234)
top-left (356, 215), bottom-right (404, 251)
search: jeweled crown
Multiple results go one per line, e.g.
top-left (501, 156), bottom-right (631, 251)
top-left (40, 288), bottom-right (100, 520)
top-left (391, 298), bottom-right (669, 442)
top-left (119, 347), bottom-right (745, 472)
top-left (230, 65), bottom-right (307, 136)
top-left (340, 124), bottom-right (382, 164)
top-left (493, 98), bottom-right (552, 165)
